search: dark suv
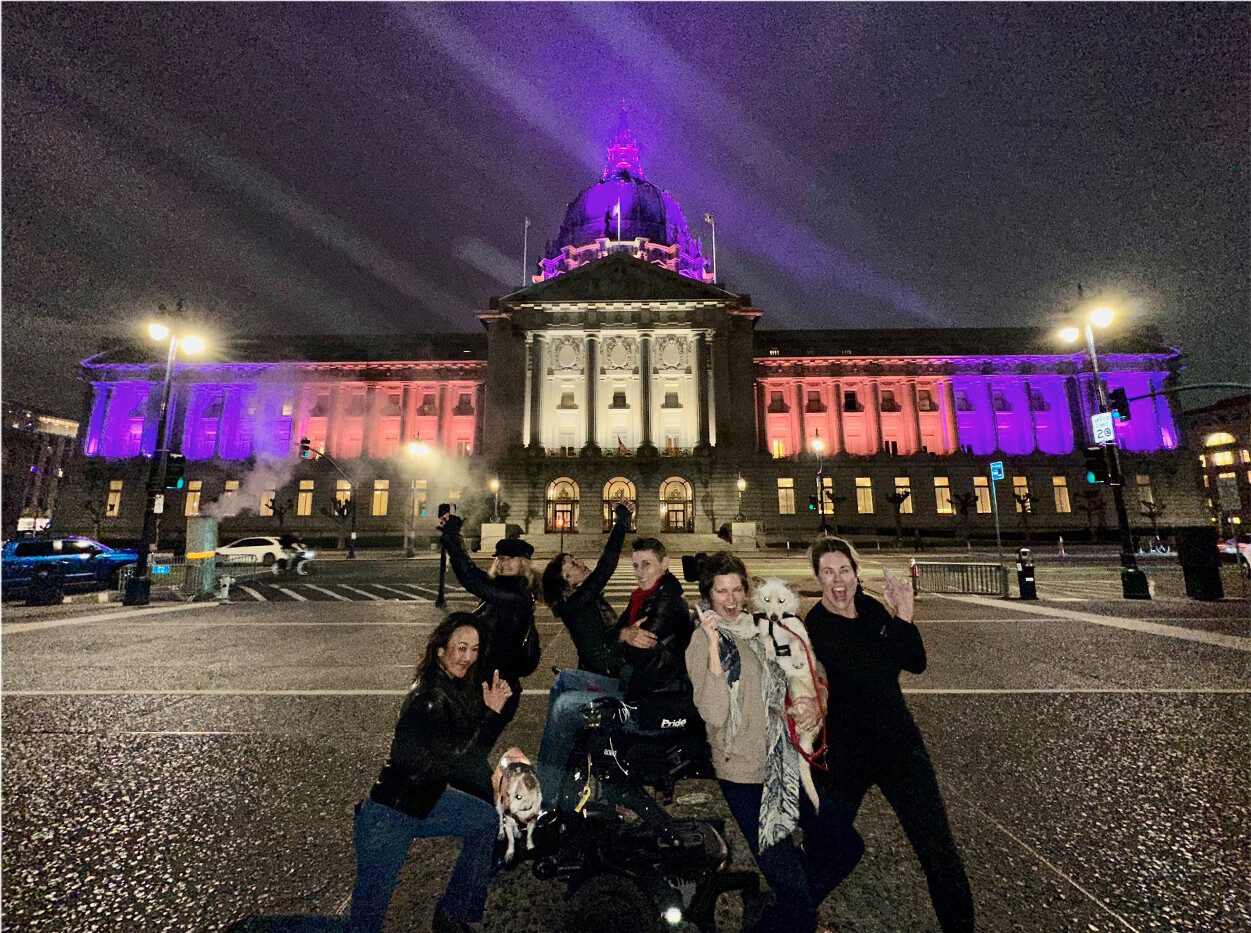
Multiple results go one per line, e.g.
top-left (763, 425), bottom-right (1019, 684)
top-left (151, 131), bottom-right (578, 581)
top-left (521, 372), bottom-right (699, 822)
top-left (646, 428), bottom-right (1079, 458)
top-left (1, 537), bottom-right (140, 598)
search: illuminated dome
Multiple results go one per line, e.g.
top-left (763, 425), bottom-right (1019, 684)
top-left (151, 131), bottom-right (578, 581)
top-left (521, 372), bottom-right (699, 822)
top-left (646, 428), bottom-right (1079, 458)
top-left (537, 104), bottom-right (712, 284)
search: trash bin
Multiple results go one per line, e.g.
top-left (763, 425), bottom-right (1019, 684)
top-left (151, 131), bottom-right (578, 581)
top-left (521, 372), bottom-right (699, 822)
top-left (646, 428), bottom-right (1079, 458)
top-left (1174, 527), bottom-right (1224, 601)
top-left (26, 564), bottom-right (66, 606)
top-left (1015, 548), bottom-right (1037, 600)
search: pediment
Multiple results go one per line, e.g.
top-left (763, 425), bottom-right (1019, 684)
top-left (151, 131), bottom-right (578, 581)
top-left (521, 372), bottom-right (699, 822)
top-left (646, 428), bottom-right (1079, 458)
top-left (498, 252), bottom-right (740, 305)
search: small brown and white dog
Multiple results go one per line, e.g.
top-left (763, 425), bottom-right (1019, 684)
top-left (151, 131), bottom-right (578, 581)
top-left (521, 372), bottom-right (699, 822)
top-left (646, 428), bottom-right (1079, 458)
top-left (492, 749), bottom-right (543, 863)
top-left (752, 577), bottom-right (823, 811)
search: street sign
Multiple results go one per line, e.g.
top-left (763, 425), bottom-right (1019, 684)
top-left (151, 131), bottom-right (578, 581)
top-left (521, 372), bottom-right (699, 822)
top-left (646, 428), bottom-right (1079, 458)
top-left (154, 494), bottom-right (165, 514)
top-left (989, 461), bottom-right (1004, 481)
top-left (1090, 411), bottom-right (1115, 445)
top-left (152, 565), bottom-right (171, 576)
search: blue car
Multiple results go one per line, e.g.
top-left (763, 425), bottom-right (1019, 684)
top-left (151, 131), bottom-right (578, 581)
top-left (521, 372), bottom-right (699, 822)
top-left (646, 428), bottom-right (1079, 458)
top-left (1, 536), bottom-right (140, 598)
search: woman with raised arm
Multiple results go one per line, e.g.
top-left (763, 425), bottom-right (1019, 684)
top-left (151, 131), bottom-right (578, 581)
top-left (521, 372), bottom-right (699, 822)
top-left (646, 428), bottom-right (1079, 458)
top-left (801, 537), bottom-right (975, 932)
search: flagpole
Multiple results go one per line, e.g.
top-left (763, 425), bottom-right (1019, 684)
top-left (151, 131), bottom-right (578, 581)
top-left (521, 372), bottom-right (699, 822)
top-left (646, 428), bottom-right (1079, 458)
top-left (615, 198), bottom-right (621, 242)
top-left (522, 217), bottom-right (530, 286)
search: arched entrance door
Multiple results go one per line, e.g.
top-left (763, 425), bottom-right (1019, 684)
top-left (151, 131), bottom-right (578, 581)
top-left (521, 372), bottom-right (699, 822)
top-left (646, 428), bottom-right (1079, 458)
top-left (602, 477), bottom-right (637, 532)
top-left (659, 476), bottom-right (694, 533)
top-left (546, 478), bottom-right (579, 533)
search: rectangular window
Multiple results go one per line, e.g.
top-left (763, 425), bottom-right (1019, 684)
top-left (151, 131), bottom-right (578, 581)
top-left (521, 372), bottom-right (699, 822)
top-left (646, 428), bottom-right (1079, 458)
top-left (1052, 476), bottom-right (1072, 513)
top-left (456, 439), bottom-right (473, 457)
top-left (281, 398), bottom-right (295, 417)
top-left (855, 477), bottom-right (874, 514)
top-left (1135, 474), bottom-right (1154, 508)
top-left (222, 479), bottom-right (240, 511)
top-left (934, 477), bottom-right (953, 514)
top-left (372, 479), bottom-right (390, 516)
top-left (974, 476), bottom-right (992, 514)
top-left (884, 439), bottom-right (899, 455)
top-left (184, 480), bottom-right (202, 517)
top-left (1217, 472), bottom-right (1239, 509)
top-left (447, 488), bottom-right (461, 503)
top-left (917, 390), bottom-right (937, 412)
top-left (297, 479), bottom-right (315, 516)
top-left (260, 488), bottom-right (276, 517)
top-left (820, 476), bottom-right (834, 511)
top-left (771, 438), bottom-right (786, 459)
top-left (843, 391), bottom-right (861, 412)
top-left (1212, 451), bottom-right (1235, 466)
top-left (894, 477), bottom-right (913, 514)
top-left (106, 479), bottom-right (124, 517)
top-left (777, 478), bottom-right (795, 515)
top-left (335, 479), bottom-right (352, 509)
top-left (412, 479), bottom-right (428, 517)
top-left (1012, 476), bottom-right (1031, 512)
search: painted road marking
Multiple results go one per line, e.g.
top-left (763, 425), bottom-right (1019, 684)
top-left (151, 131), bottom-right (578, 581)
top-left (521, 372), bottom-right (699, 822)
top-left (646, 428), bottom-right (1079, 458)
top-left (339, 585), bottom-right (383, 601)
top-left (238, 586), bottom-right (267, 601)
top-left (272, 586), bottom-right (308, 602)
top-left (370, 584), bottom-right (421, 600)
top-left (2, 602), bottom-right (211, 634)
top-left (300, 584), bottom-right (350, 601)
top-left (939, 594), bottom-right (1251, 651)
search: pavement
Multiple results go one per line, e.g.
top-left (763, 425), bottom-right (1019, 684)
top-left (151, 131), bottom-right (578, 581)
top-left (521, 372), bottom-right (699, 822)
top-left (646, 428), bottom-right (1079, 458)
top-left (1, 554), bottom-right (1248, 932)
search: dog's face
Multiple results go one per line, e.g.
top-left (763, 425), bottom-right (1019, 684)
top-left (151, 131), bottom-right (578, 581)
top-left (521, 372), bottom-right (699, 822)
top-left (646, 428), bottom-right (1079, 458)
top-left (751, 577), bottom-right (800, 623)
top-left (503, 769), bottom-right (542, 821)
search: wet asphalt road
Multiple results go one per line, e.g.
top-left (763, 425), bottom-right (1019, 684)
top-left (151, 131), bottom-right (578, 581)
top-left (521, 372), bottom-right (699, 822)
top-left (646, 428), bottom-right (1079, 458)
top-left (2, 556), bottom-right (1248, 932)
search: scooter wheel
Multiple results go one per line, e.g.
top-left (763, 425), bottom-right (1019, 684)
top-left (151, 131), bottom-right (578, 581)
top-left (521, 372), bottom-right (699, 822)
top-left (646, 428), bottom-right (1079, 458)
top-left (562, 874), bottom-right (662, 933)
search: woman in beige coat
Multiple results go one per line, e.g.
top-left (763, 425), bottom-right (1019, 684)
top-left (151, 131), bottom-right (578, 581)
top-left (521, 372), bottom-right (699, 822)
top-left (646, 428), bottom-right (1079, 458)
top-left (684, 552), bottom-right (863, 933)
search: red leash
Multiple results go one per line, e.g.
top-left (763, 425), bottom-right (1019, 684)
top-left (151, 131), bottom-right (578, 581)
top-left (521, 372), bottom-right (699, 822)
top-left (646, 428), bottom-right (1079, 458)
top-left (776, 618), bottom-right (829, 771)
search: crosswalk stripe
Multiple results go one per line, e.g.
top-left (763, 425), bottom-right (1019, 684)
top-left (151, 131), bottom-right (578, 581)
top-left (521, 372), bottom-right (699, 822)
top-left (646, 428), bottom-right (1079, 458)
top-left (238, 586), bottom-right (266, 602)
top-left (339, 585), bottom-right (383, 601)
top-left (273, 586), bottom-right (308, 602)
top-left (369, 584), bottom-right (420, 600)
top-left (301, 584), bottom-right (350, 601)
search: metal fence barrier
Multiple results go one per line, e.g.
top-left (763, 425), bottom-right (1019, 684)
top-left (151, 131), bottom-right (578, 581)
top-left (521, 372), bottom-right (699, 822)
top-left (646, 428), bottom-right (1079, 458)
top-left (118, 553), bottom-right (267, 601)
top-left (913, 561), bottom-right (1009, 598)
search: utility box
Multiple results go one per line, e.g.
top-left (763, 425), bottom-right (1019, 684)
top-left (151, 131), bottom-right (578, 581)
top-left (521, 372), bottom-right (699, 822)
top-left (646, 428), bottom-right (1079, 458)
top-left (185, 516), bottom-right (219, 598)
top-left (1015, 548), bottom-right (1037, 600)
top-left (1175, 527), bottom-right (1224, 601)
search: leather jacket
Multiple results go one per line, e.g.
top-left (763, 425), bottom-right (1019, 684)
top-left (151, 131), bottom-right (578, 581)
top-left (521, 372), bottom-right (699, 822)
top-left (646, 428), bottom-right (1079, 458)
top-left (554, 504), bottom-right (630, 677)
top-left (615, 571), bottom-right (694, 701)
top-left (370, 665), bottom-right (501, 818)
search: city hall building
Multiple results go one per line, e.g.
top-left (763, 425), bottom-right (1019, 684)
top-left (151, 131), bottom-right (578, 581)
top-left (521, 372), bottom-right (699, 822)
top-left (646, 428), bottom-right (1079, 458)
top-left (67, 113), bottom-right (1205, 549)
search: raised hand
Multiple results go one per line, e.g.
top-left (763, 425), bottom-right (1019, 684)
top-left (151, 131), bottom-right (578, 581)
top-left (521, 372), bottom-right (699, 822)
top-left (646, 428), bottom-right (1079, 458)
top-left (483, 669), bottom-right (513, 713)
top-left (790, 697), bottom-right (821, 732)
top-left (620, 619), bottom-right (658, 649)
top-left (882, 567), bottom-right (914, 622)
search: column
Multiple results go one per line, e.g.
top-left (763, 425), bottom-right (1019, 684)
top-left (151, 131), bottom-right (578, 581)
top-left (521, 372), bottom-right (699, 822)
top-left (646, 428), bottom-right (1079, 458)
top-left (528, 335), bottom-right (544, 449)
top-left (1022, 380), bottom-right (1040, 452)
top-left (869, 382), bottom-right (883, 453)
top-left (399, 385), bottom-right (415, 444)
top-left (755, 381), bottom-right (768, 452)
top-left (906, 380), bottom-right (923, 453)
top-left (217, 385), bottom-right (244, 459)
top-left (639, 333), bottom-right (656, 453)
top-left (83, 384), bottom-right (110, 456)
top-left (362, 384), bottom-right (380, 458)
top-left (832, 382), bottom-right (846, 454)
top-left (695, 331), bottom-right (711, 451)
top-left (941, 379), bottom-right (960, 453)
top-left (984, 380), bottom-right (1000, 452)
top-left (325, 385), bottom-right (344, 457)
top-left (473, 383), bottom-right (486, 455)
top-left (292, 383), bottom-right (313, 455)
top-left (795, 382), bottom-right (807, 453)
top-left (437, 384), bottom-right (452, 452)
top-left (1147, 375), bottom-right (1167, 449)
top-left (583, 334), bottom-right (601, 455)
top-left (1064, 376), bottom-right (1088, 449)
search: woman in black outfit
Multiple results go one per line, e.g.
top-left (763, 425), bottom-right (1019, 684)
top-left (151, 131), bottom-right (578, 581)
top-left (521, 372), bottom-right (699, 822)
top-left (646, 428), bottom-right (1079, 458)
top-left (798, 537), bottom-right (975, 932)
top-left (438, 512), bottom-right (541, 754)
top-left (350, 613), bottom-right (512, 933)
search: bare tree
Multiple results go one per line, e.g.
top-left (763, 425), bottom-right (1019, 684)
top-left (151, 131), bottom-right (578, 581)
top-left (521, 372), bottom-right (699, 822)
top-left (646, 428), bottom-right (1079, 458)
top-left (1075, 489), bottom-right (1104, 543)
top-left (322, 498), bottom-right (354, 550)
top-left (951, 492), bottom-right (977, 550)
top-left (266, 496), bottom-right (295, 532)
top-left (1014, 491), bottom-right (1038, 545)
top-left (885, 489), bottom-right (912, 544)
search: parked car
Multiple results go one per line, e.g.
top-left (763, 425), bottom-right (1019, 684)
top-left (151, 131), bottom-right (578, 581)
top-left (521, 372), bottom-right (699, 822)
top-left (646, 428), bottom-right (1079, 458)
top-left (215, 536), bottom-right (289, 567)
top-left (1, 536), bottom-right (139, 598)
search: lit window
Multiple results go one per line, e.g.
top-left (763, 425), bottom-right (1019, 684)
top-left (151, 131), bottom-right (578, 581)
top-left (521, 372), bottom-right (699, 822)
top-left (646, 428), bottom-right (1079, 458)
top-left (281, 398), bottom-right (295, 417)
top-left (1212, 451), bottom-right (1235, 466)
top-left (447, 488), bottom-right (461, 502)
top-left (771, 438), bottom-right (786, 459)
top-left (777, 478), bottom-right (795, 515)
top-left (1204, 432), bottom-right (1236, 447)
top-left (456, 440), bottom-right (473, 457)
top-left (260, 489), bottom-right (276, 516)
top-left (855, 477), bottom-right (874, 514)
top-left (820, 476), bottom-right (834, 511)
top-left (1052, 476), bottom-right (1071, 514)
top-left (1216, 472), bottom-right (1239, 509)
top-left (335, 479), bottom-right (352, 509)
top-left (411, 480), bottom-right (428, 517)
top-left (973, 476), bottom-right (992, 514)
top-left (894, 477), bottom-right (913, 514)
top-left (1012, 476), bottom-right (1031, 512)
top-left (297, 480), bottom-right (314, 516)
top-left (222, 479), bottom-right (240, 509)
top-left (184, 480), bottom-right (202, 517)
top-left (934, 477), bottom-right (953, 515)
top-left (372, 479), bottom-right (390, 516)
top-left (1199, 454), bottom-right (1208, 468)
top-left (106, 479), bottom-right (124, 517)
top-left (1242, 449), bottom-right (1250, 463)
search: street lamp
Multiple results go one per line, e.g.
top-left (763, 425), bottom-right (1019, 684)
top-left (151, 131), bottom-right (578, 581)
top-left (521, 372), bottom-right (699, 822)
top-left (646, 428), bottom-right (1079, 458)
top-left (810, 433), bottom-right (827, 532)
top-left (735, 474), bottom-right (747, 522)
top-left (1059, 304), bottom-right (1150, 599)
top-left (488, 477), bottom-right (501, 523)
top-left (123, 321), bottom-right (204, 606)
top-left (404, 440), bottom-right (430, 558)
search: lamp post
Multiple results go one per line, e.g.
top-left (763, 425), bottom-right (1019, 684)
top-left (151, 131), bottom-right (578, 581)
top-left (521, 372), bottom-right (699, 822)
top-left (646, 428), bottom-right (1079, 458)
top-left (811, 434), bottom-right (827, 533)
top-left (1060, 305), bottom-right (1150, 599)
top-left (404, 439), bottom-right (430, 558)
top-left (123, 322), bottom-right (204, 606)
top-left (489, 477), bottom-right (501, 523)
top-left (735, 474), bottom-right (747, 522)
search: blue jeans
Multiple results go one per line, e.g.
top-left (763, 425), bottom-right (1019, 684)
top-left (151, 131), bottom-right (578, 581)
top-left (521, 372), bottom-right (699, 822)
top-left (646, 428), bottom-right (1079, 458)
top-left (348, 792), bottom-right (497, 931)
top-left (719, 780), bottom-right (865, 933)
top-left (536, 669), bottom-right (621, 808)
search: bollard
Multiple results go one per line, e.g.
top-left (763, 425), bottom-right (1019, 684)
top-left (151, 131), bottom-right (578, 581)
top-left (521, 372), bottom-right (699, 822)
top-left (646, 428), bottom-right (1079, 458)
top-left (217, 575), bottom-right (235, 602)
top-left (910, 557), bottom-right (920, 595)
top-left (1057, 535), bottom-right (1066, 558)
top-left (1016, 547), bottom-right (1037, 600)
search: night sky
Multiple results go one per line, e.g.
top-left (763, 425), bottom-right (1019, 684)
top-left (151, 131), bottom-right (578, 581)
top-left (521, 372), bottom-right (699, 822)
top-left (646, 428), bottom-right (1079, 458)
top-left (3, 3), bottom-right (1247, 418)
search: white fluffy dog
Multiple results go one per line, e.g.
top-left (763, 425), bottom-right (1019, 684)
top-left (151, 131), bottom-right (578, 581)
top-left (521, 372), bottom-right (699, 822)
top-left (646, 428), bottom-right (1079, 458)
top-left (492, 751), bottom-right (543, 864)
top-left (751, 577), bottom-right (823, 810)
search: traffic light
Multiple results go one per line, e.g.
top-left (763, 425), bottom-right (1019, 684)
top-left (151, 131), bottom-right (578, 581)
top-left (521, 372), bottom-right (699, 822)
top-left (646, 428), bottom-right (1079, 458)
top-left (163, 453), bottom-right (187, 490)
top-left (299, 437), bottom-right (312, 458)
top-left (1108, 387), bottom-right (1131, 422)
top-left (1082, 445), bottom-right (1111, 485)
top-left (807, 494), bottom-right (818, 512)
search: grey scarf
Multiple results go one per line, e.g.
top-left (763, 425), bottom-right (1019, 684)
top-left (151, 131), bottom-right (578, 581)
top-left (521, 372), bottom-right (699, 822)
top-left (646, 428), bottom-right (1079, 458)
top-left (714, 612), bottom-right (801, 850)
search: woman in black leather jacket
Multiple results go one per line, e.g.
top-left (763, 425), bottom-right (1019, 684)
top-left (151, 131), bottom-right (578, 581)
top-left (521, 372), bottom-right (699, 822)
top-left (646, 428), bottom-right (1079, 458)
top-left (439, 512), bottom-right (540, 750)
top-left (350, 613), bottom-right (512, 933)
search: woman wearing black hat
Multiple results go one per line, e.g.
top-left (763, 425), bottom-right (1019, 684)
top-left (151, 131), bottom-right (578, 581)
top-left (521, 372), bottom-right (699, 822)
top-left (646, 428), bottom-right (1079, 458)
top-left (438, 512), bottom-right (541, 756)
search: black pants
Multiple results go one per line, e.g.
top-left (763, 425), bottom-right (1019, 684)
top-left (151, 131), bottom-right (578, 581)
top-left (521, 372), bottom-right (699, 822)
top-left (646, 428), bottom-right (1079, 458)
top-left (830, 744), bottom-right (975, 933)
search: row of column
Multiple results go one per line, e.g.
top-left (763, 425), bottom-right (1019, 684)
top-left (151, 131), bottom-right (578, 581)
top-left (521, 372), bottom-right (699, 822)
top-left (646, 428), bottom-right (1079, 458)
top-left (526, 331), bottom-right (712, 453)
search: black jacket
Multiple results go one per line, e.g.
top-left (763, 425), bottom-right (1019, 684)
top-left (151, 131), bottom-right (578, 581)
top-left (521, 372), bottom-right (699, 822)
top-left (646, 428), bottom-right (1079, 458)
top-left (615, 571), bottom-right (694, 700)
top-left (370, 665), bottom-right (501, 818)
top-left (441, 516), bottom-right (541, 685)
top-left (554, 504), bottom-right (630, 677)
top-left (805, 591), bottom-right (929, 782)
